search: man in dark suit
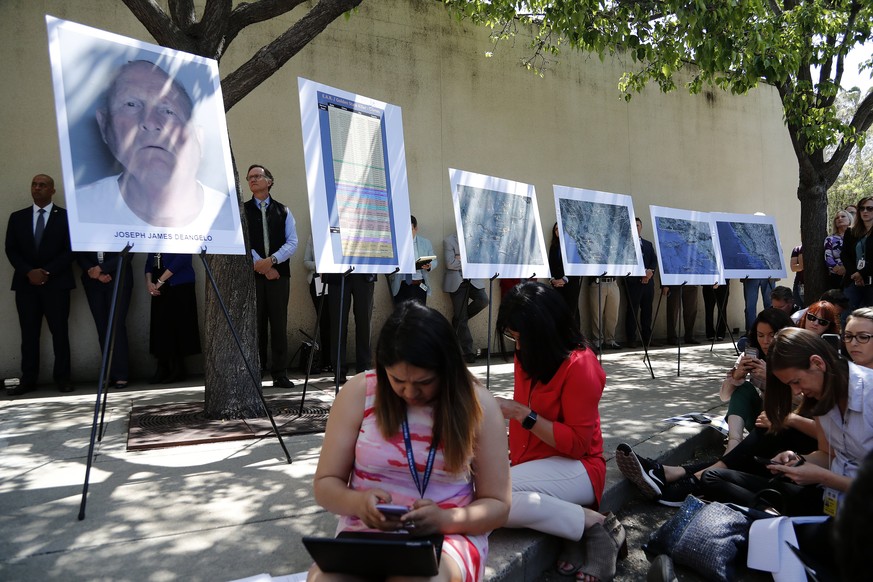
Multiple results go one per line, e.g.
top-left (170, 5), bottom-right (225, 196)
top-left (5, 174), bottom-right (76, 395)
top-left (625, 217), bottom-right (658, 348)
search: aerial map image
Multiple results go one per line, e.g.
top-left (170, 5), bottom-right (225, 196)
top-left (655, 216), bottom-right (720, 275)
top-left (458, 184), bottom-right (544, 266)
top-left (558, 198), bottom-right (637, 266)
top-left (716, 220), bottom-right (783, 270)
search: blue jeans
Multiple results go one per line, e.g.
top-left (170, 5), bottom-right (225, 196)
top-left (742, 279), bottom-right (773, 333)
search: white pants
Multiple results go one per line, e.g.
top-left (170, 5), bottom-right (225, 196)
top-left (504, 456), bottom-right (596, 541)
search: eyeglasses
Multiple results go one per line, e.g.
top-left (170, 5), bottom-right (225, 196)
top-left (860, 205), bottom-right (873, 212)
top-left (844, 333), bottom-right (873, 344)
top-left (806, 312), bottom-right (831, 326)
top-left (502, 331), bottom-right (518, 342)
top-left (246, 174), bottom-right (268, 182)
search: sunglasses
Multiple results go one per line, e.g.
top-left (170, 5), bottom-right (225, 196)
top-left (502, 331), bottom-right (518, 342)
top-left (806, 312), bottom-right (831, 326)
top-left (860, 205), bottom-right (873, 212)
top-left (844, 333), bottom-right (873, 344)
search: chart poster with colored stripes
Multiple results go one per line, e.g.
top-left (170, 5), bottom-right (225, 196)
top-left (298, 78), bottom-right (413, 275)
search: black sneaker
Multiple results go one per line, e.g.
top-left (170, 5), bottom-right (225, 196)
top-left (615, 443), bottom-right (666, 499)
top-left (657, 475), bottom-right (701, 507)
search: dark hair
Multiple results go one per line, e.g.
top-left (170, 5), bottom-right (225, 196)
top-left (821, 288), bottom-right (849, 309)
top-left (850, 195), bottom-right (873, 238)
top-left (247, 164), bottom-right (273, 190)
top-left (496, 281), bottom-right (586, 383)
top-left (800, 301), bottom-right (841, 334)
top-left (410, 215), bottom-right (417, 228)
top-left (550, 222), bottom-right (560, 251)
top-left (769, 285), bottom-right (793, 303)
top-left (374, 301), bottom-right (481, 474)
top-left (764, 327), bottom-right (848, 431)
top-left (748, 308), bottom-right (794, 358)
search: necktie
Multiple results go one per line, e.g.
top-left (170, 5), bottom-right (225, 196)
top-left (34, 209), bottom-right (46, 248)
top-left (260, 201), bottom-right (270, 257)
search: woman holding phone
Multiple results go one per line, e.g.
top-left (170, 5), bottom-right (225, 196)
top-left (496, 282), bottom-right (624, 582)
top-left (309, 301), bottom-right (510, 582)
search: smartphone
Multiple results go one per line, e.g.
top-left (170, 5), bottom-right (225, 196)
top-left (744, 347), bottom-right (759, 359)
top-left (753, 456), bottom-right (784, 466)
top-left (688, 413), bottom-right (711, 424)
top-left (822, 334), bottom-right (841, 352)
top-left (375, 503), bottom-right (409, 518)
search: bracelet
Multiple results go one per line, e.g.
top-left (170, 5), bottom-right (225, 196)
top-left (156, 279), bottom-right (165, 286)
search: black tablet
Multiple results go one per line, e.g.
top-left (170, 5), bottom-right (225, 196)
top-left (303, 531), bottom-right (442, 578)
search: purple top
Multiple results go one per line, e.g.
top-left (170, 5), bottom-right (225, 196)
top-left (824, 234), bottom-right (844, 274)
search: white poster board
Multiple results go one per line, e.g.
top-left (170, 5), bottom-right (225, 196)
top-left (45, 16), bottom-right (244, 254)
top-left (448, 169), bottom-right (550, 280)
top-left (553, 186), bottom-right (646, 277)
top-left (298, 78), bottom-right (412, 275)
top-left (650, 205), bottom-right (724, 286)
top-left (710, 212), bottom-right (787, 280)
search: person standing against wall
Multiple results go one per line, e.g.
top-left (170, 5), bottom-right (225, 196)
top-left (244, 164), bottom-right (298, 389)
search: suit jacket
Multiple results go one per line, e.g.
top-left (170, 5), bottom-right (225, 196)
top-left (5, 205), bottom-right (75, 291)
top-left (443, 233), bottom-right (485, 293)
top-left (389, 235), bottom-right (437, 296)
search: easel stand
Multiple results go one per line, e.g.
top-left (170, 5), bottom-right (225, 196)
top-left (485, 273), bottom-right (499, 390)
top-left (332, 266), bottom-right (365, 394)
top-left (621, 274), bottom-right (655, 379)
top-left (295, 272), bottom-right (331, 414)
top-left (675, 281), bottom-right (688, 377)
top-left (708, 280), bottom-right (738, 354)
top-left (78, 244), bottom-right (131, 520)
top-left (197, 250), bottom-right (292, 461)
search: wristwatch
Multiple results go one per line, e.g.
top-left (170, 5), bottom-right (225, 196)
top-left (521, 410), bottom-right (538, 430)
top-left (270, 255), bottom-right (278, 265)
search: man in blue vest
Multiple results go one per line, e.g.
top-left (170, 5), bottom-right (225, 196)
top-left (244, 164), bottom-right (298, 389)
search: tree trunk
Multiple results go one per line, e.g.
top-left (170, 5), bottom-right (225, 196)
top-left (797, 177), bottom-right (829, 308)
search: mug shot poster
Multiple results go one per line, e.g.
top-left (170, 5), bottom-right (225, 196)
top-left (553, 186), bottom-right (646, 277)
top-left (298, 78), bottom-right (412, 275)
top-left (448, 169), bottom-right (550, 280)
top-left (710, 212), bottom-right (787, 280)
top-left (46, 16), bottom-right (244, 255)
top-left (649, 205), bottom-right (725, 286)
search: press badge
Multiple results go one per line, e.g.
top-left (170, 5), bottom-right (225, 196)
top-left (858, 259), bottom-right (866, 269)
top-left (823, 487), bottom-right (839, 517)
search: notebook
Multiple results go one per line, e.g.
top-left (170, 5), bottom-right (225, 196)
top-left (302, 531), bottom-right (442, 578)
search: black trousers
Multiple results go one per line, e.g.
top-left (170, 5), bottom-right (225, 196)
top-left (82, 269), bottom-right (132, 382)
top-left (15, 286), bottom-right (71, 386)
top-left (329, 275), bottom-right (374, 376)
top-left (255, 276), bottom-right (290, 378)
top-left (625, 279), bottom-right (654, 343)
top-left (702, 284), bottom-right (730, 339)
top-left (393, 281), bottom-right (427, 305)
top-left (308, 279), bottom-right (332, 368)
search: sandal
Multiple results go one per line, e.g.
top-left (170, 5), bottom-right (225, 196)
top-left (556, 536), bottom-right (587, 575)
top-left (576, 513), bottom-right (628, 582)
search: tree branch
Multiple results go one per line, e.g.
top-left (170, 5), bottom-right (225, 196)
top-left (199, 0), bottom-right (233, 58)
top-left (226, 0), bottom-right (310, 48)
top-left (823, 89), bottom-right (873, 185)
top-left (168, 0), bottom-right (196, 30)
top-left (221, 0), bottom-right (362, 111)
top-left (121, 0), bottom-right (196, 53)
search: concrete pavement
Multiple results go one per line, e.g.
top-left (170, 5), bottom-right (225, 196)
top-left (1, 342), bottom-right (737, 581)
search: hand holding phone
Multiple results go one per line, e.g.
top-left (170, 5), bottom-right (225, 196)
top-left (754, 456), bottom-right (783, 466)
top-left (375, 503), bottom-right (409, 519)
top-left (744, 347), bottom-right (758, 360)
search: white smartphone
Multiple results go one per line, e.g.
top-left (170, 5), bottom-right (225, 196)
top-left (744, 347), bottom-right (758, 359)
top-left (375, 503), bottom-right (409, 518)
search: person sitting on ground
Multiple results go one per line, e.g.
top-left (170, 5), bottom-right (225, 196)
top-left (769, 285), bottom-right (798, 316)
top-left (616, 308), bottom-right (813, 506)
top-left (495, 281), bottom-right (625, 582)
top-left (798, 300), bottom-right (840, 336)
top-left (790, 288), bottom-right (849, 324)
top-left (720, 308), bottom-right (795, 453)
top-left (308, 301), bottom-right (510, 582)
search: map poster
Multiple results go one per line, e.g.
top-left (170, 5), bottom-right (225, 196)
top-left (45, 16), bottom-right (244, 254)
top-left (448, 169), bottom-right (550, 280)
top-left (710, 212), bottom-right (787, 280)
top-left (298, 78), bottom-right (413, 275)
top-left (553, 186), bottom-right (646, 277)
top-left (650, 205), bottom-right (725, 286)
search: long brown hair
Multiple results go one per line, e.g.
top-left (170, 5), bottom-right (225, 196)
top-left (850, 196), bottom-right (873, 239)
top-left (374, 301), bottom-right (481, 474)
top-left (765, 328), bottom-right (848, 431)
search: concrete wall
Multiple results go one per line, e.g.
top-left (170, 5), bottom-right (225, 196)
top-left (0, 0), bottom-right (799, 382)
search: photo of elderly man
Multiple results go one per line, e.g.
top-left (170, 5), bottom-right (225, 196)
top-left (76, 60), bottom-right (233, 230)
